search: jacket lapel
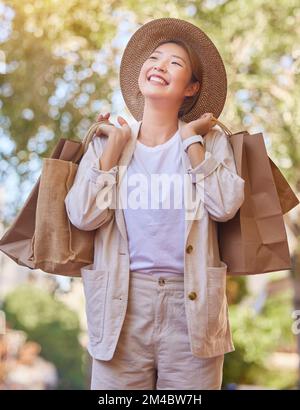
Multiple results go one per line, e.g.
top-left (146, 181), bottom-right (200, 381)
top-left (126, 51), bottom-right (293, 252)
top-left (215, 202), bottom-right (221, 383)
top-left (177, 119), bottom-right (199, 245)
top-left (114, 120), bottom-right (142, 243)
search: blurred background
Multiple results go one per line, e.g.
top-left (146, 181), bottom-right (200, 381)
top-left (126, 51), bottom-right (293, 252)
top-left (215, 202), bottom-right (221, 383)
top-left (0, 0), bottom-right (300, 390)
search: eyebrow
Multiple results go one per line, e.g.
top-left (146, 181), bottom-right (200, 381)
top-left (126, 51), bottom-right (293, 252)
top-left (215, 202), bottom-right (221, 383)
top-left (151, 50), bottom-right (186, 65)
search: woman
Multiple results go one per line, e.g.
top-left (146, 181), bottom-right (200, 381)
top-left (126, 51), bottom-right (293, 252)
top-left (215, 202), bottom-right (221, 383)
top-left (64, 18), bottom-right (245, 390)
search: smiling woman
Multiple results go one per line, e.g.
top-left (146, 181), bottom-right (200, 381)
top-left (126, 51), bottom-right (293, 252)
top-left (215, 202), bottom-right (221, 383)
top-left (135, 40), bottom-right (207, 148)
top-left (65, 17), bottom-right (244, 391)
top-left (141, 39), bottom-right (203, 119)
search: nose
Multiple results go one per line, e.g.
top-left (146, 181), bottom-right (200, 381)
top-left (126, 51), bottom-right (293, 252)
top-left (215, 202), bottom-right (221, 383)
top-left (154, 61), bottom-right (167, 72)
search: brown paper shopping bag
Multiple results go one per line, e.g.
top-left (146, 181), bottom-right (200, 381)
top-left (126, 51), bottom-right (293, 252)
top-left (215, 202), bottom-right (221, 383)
top-left (211, 117), bottom-right (299, 276)
top-left (0, 122), bottom-right (101, 277)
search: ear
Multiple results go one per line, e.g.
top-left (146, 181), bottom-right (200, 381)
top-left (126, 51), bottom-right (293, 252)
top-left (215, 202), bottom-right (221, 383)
top-left (185, 80), bottom-right (200, 98)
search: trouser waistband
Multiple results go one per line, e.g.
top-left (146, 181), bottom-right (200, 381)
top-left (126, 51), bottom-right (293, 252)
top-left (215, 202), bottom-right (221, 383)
top-left (129, 270), bottom-right (184, 290)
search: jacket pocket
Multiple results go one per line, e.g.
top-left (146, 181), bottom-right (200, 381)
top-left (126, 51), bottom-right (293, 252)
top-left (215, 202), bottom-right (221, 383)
top-left (207, 261), bottom-right (228, 338)
top-left (81, 264), bottom-right (108, 344)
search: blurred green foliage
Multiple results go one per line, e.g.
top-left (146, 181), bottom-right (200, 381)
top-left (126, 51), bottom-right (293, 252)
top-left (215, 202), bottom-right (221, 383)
top-left (226, 275), bottom-right (248, 305)
top-left (0, 0), bottom-right (299, 389)
top-left (3, 284), bottom-right (86, 389)
top-left (223, 289), bottom-right (297, 389)
top-left (1, 0), bottom-right (299, 223)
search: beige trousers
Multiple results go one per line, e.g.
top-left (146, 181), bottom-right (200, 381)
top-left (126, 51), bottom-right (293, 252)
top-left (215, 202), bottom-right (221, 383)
top-left (91, 270), bottom-right (224, 390)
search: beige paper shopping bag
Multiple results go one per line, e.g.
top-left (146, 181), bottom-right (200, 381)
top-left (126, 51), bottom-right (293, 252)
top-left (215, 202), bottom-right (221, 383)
top-left (211, 117), bottom-right (299, 275)
top-left (0, 122), bottom-right (101, 277)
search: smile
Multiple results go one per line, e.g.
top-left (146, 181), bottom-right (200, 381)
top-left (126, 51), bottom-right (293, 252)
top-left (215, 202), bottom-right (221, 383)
top-left (148, 75), bottom-right (169, 86)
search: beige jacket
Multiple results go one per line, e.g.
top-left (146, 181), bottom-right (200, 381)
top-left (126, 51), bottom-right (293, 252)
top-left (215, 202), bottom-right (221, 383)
top-left (64, 118), bottom-right (245, 360)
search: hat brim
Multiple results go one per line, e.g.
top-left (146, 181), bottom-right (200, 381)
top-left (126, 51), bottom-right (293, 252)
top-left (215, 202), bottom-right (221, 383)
top-left (120, 17), bottom-right (227, 123)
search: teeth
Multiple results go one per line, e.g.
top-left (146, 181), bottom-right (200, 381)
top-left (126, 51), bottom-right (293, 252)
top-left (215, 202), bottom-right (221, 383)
top-left (149, 76), bottom-right (168, 85)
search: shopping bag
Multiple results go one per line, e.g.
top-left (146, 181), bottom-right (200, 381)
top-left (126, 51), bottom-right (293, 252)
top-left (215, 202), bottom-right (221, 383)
top-left (211, 117), bottom-right (299, 275)
top-left (0, 122), bottom-right (101, 277)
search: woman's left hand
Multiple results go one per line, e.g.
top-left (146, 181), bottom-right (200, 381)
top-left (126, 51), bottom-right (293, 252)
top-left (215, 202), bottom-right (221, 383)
top-left (181, 113), bottom-right (216, 141)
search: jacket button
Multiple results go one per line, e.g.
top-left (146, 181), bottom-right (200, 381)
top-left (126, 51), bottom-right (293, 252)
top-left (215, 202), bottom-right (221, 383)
top-left (188, 291), bottom-right (197, 300)
top-left (186, 244), bottom-right (193, 254)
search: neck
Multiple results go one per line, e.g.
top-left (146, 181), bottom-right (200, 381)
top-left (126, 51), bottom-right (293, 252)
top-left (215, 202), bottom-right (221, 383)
top-left (137, 103), bottom-right (180, 147)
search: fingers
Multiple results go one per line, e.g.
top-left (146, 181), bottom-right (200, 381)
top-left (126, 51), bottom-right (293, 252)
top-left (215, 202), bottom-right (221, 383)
top-left (201, 113), bottom-right (216, 128)
top-left (94, 114), bottom-right (129, 138)
top-left (117, 115), bottom-right (128, 127)
top-left (96, 112), bottom-right (110, 122)
top-left (201, 112), bottom-right (214, 120)
top-left (95, 113), bottom-right (112, 137)
top-left (98, 112), bottom-right (110, 120)
top-left (95, 122), bottom-right (111, 136)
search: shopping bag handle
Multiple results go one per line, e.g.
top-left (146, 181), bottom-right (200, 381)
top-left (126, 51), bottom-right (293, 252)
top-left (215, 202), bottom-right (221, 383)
top-left (73, 121), bottom-right (113, 164)
top-left (211, 116), bottom-right (233, 137)
top-left (73, 116), bottom-right (234, 164)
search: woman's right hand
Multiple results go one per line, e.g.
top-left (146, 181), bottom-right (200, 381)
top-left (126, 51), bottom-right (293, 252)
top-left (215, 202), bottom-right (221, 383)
top-left (95, 113), bottom-right (132, 171)
top-left (95, 113), bottom-right (131, 150)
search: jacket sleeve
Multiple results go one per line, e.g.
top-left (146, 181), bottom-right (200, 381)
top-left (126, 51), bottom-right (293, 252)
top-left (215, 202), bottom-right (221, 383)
top-left (64, 135), bottom-right (118, 231)
top-left (187, 127), bottom-right (245, 222)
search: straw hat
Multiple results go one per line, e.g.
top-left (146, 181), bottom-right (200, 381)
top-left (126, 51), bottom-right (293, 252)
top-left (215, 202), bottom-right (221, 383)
top-left (119, 17), bottom-right (227, 123)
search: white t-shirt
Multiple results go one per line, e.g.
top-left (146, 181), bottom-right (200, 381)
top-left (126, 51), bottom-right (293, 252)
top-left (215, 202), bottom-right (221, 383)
top-left (120, 128), bottom-right (185, 276)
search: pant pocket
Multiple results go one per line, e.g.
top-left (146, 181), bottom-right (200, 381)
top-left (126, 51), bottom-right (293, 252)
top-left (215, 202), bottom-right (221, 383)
top-left (207, 261), bottom-right (228, 338)
top-left (81, 264), bottom-right (108, 344)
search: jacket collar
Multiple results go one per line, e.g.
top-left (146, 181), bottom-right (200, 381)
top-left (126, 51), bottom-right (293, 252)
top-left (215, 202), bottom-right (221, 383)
top-left (117, 118), bottom-right (191, 173)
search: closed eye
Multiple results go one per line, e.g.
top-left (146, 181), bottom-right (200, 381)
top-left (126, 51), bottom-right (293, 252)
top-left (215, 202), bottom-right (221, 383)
top-left (148, 56), bottom-right (182, 66)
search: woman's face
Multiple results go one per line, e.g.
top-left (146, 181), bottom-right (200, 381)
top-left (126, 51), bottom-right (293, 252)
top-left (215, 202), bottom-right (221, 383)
top-left (138, 42), bottom-right (199, 106)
